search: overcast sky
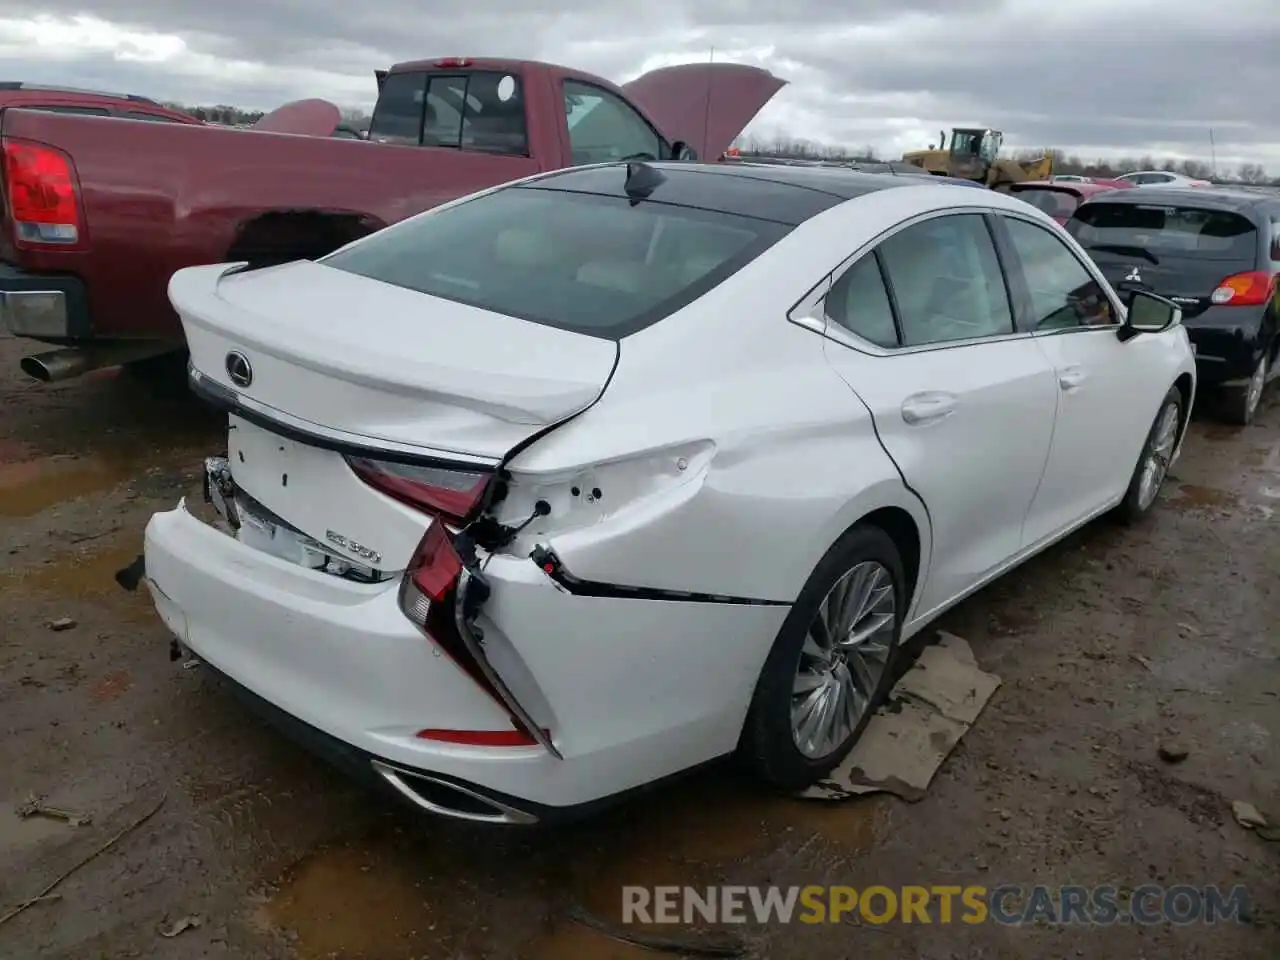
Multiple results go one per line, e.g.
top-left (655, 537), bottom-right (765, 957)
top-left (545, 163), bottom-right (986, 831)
top-left (1, 0), bottom-right (1276, 171)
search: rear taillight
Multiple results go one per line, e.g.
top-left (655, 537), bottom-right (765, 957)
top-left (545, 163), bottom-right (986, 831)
top-left (1211, 271), bottom-right (1276, 307)
top-left (346, 456), bottom-right (489, 524)
top-left (398, 522), bottom-right (547, 749)
top-left (1, 138), bottom-right (84, 247)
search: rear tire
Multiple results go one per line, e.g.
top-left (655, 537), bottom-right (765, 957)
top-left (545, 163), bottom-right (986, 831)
top-left (741, 524), bottom-right (905, 791)
top-left (1220, 351), bottom-right (1267, 426)
top-left (1115, 386), bottom-right (1182, 524)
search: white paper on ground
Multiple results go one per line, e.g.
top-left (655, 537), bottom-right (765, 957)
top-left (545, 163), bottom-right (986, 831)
top-left (799, 631), bottom-right (1002, 803)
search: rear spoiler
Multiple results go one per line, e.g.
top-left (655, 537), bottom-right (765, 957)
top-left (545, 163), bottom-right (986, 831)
top-left (375, 70), bottom-right (387, 93)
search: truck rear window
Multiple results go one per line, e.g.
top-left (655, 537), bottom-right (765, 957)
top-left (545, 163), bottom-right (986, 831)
top-left (321, 185), bottom-right (788, 338)
top-left (1069, 203), bottom-right (1258, 263)
top-left (367, 70), bottom-right (528, 155)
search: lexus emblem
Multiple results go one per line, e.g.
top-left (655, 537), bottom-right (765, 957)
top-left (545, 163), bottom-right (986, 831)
top-left (225, 351), bottom-right (253, 388)
top-left (1124, 266), bottom-right (1142, 283)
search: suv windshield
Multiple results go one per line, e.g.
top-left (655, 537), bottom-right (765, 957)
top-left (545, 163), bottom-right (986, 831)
top-left (1069, 203), bottom-right (1258, 263)
top-left (321, 186), bottom-right (788, 338)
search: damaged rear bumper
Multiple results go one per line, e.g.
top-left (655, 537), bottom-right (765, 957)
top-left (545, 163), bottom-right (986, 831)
top-left (143, 495), bottom-right (791, 816)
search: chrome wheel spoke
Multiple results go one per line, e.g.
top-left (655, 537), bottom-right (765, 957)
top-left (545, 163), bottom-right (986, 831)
top-left (790, 560), bottom-right (897, 760)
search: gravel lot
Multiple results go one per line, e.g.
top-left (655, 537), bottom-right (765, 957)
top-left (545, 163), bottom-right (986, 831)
top-left (1, 334), bottom-right (1276, 959)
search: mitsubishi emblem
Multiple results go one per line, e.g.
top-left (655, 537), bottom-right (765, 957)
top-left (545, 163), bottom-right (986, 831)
top-left (225, 351), bottom-right (253, 388)
top-left (1124, 266), bottom-right (1143, 283)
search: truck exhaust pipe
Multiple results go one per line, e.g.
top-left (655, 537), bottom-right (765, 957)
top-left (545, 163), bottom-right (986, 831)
top-left (20, 342), bottom-right (175, 383)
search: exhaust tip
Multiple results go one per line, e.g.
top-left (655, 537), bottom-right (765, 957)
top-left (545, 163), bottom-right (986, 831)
top-left (19, 354), bottom-right (53, 382)
top-left (371, 760), bottom-right (538, 825)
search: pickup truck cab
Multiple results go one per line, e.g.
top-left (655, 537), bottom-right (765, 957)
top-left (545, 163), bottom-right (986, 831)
top-left (0, 58), bottom-right (783, 382)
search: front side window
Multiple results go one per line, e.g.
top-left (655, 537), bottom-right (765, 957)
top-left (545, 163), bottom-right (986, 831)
top-left (1002, 217), bottom-right (1115, 330)
top-left (563, 80), bottom-right (664, 166)
top-left (321, 186), bottom-right (787, 338)
top-left (876, 214), bottom-right (1014, 347)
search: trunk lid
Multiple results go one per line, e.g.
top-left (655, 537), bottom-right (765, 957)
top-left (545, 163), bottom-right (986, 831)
top-left (173, 260), bottom-right (618, 572)
top-left (172, 260), bottom-right (619, 460)
top-left (622, 62), bottom-right (785, 160)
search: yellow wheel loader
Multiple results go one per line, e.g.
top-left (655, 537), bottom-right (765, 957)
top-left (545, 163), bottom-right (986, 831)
top-left (902, 128), bottom-right (1053, 190)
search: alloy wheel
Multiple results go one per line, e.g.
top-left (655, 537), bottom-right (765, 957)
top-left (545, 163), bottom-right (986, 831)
top-left (1136, 400), bottom-right (1180, 511)
top-left (1246, 354), bottom-right (1268, 421)
top-left (791, 561), bottom-right (895, 759)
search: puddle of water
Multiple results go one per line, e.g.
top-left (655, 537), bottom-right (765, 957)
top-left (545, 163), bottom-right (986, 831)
top-left (1170, 483), bottom-right (1238, 512)
top-left (1, 538), bottom-right (157, 625)
top-left (257, 769), bottom-right (883, 959)
top-left (0, 453), bottom-right (142, 518)
top-left (261, 840), bottom-right (481, 959)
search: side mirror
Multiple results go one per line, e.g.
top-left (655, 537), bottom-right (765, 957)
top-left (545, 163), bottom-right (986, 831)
top-left (1118, 290), bottom-right (1180, 342)
top-left (671, 141), bottom-right (698, 162)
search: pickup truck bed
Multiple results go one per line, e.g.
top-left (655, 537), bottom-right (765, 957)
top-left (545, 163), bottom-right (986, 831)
top-left (0, 57), bottom-right (784, 381)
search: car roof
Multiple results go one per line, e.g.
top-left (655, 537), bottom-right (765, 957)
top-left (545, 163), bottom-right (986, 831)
top-left (1078, 186), bottom-right (1272, 214)
top-left (522, 161), bottom-right (927, 226)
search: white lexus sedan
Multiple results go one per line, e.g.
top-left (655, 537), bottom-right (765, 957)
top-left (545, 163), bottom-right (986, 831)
top-left (145, 162), bottom-right (1196, 824)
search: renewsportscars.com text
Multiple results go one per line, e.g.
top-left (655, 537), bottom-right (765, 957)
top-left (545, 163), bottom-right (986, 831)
top-left (622, 884), bottom-right (1250, 926)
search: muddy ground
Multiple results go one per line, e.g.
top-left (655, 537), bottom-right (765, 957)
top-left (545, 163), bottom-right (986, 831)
top-left (0, 333), bottom-right (1277, 960)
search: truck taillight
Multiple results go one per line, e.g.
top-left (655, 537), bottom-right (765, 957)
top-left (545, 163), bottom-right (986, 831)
top-left (1, 138), bottom-right (84, 247)
top-left (1211, 271), bottom-right (1276, 307)
top-left (346, 456), bottom-right (489, 524)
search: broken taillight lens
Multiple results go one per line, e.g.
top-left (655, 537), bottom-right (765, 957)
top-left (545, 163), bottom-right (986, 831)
top-left (346, 456), bottom-right (489, 524)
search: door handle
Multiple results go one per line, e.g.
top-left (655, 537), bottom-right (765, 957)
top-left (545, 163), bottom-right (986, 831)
top-left (1058, 366), bottom-right (1087, 391)
top-left (901, 391), bottom-right (957, 425)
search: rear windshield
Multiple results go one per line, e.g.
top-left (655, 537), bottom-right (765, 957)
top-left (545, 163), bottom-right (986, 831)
top-left (1069, 203), bottom-right (1258, 262)
top-left (321, 186), bottom-right (789, 338)
top-left (1013, 188), bottom-right (1079, 218)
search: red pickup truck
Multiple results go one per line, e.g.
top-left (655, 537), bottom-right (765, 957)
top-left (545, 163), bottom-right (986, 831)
top-left (0, 57), bottom-right (784, 382)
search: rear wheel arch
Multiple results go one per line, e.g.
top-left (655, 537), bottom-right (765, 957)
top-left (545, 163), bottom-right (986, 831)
top-left (855, 506), bottom-right (922, 605)
top-left (225, 209), bottom-right (385, 269)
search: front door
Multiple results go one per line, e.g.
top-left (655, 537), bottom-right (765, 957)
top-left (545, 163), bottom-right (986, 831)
top-left (818, 212), bottom-right (1059, 620)
top-left (996, 214), bottom-right (1170, 545)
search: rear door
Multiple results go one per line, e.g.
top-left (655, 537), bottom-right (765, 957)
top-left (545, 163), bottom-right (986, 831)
top-left (817, 211), bottom-right (1059, 619)
top-left (996, 213), bottom-right (1171, 542)
top-left (1068, 199), bottom-right (1261, 318)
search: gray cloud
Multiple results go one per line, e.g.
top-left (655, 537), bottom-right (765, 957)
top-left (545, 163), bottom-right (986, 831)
top-left (0, 0), bottom-right (1275, 169)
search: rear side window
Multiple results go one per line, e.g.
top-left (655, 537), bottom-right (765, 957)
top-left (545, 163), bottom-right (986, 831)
top-left (123, 110), bottom-right (185, 122)
top-left (825, 254), bottom-right (898, 347)
top-left (23, 105), bottom-right (110, 116)
top-left (321, 187), bottom-right (787, 338)
top-left (368, 71), bottom-right (424, 145)
top-left (1070, 203), bottom-right (1258, 263)
top-left (1013, 188), bottom-right (1078, 219)
top-left (368, 70), bottom-right (528, 155)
